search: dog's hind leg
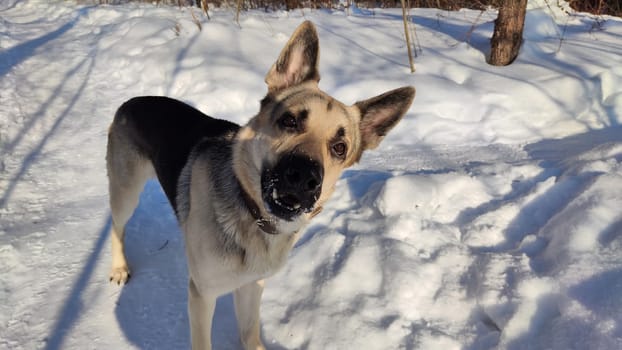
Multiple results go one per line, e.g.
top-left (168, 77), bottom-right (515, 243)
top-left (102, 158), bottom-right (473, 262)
top-left (106, 130), bottom-right (154, 284)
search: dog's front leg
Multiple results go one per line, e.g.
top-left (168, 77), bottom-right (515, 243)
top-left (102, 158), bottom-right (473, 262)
top-left (234, 279), bottom-right (266, 350)
top-left (188, 278), bottom-right (216, 350)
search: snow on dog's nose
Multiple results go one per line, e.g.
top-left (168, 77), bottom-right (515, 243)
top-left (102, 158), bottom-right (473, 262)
top-left (261, 153), bottom-right (323, 221)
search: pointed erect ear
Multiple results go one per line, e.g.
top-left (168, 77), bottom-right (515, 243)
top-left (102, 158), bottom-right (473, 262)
top-left (265, 21), bottom-right (320, 93)
top-left (355, 86), bottom-right (415, 150)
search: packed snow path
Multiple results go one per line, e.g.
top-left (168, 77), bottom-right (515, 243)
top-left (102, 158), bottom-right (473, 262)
top-left (1, 1), bottom-right (621, 349)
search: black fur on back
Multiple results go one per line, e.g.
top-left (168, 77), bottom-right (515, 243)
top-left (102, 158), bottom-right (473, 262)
top-left (113, 96), bottom-right (240, 211)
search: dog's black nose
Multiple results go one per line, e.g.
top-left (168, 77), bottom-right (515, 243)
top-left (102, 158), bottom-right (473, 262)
top-left (262, 153), bottom-right (323, 219)
top-left (283, 156), bottom-right (322, 194)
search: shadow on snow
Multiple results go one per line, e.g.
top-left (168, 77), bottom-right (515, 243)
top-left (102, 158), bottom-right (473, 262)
top-left (44, 216), bottom-right (111, 350)
top-left (108, 181), bottom-right (286, 349)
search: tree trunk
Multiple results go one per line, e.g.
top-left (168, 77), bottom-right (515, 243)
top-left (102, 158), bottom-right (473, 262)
top-left (489, 0), bottom-right (527, 66)
top-left (235, 0), bottom-right (243, 26)
top-left (200, 0), bottom-right (210, 20)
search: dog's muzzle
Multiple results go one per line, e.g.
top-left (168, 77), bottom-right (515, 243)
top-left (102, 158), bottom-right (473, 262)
top-left (261, 153), bottom-right (323, 221)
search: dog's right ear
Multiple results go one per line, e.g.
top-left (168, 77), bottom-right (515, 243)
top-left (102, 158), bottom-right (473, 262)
top-left (265, 21), bottom-right (320, 93)
top-left (355, 86), bottom-right (415, 151)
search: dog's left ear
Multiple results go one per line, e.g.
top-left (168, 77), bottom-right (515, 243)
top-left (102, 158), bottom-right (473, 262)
top-left (355, 86), bottom-right (416, 150)
top-left (265, 21), bottom-right (320, 93)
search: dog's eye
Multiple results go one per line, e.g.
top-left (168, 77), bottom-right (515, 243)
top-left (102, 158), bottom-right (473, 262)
top-left (279, 112), bottom-right (297, 130)
top-left (331, 142), bottom-right (347, 158)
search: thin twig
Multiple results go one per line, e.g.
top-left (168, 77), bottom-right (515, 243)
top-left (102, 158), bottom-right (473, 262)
top-left (401, 0), bottom-right (416, 72)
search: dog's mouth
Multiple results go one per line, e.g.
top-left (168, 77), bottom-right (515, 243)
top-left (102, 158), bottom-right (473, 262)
top-left (264, 185), bottom-right (307, 219)
top-left (261, 154), bottom-right (323, 221)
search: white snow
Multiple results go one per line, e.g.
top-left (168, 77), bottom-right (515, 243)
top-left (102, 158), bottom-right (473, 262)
top-left (1, 0), bottom-right (622, 349)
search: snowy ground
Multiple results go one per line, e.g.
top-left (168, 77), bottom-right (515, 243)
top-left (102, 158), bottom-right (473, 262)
top-left (1, 0), bottom-right (621, 349)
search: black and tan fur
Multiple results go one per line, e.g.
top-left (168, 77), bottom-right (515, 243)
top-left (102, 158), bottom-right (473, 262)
top-left (106, 21), bottom-right (415, 350)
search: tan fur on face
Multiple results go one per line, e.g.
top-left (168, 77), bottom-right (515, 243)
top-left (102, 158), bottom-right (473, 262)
top-left (233, 81), bottom-right (364, 222)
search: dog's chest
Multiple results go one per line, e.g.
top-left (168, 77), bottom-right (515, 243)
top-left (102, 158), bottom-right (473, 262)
top-left (185, 232), bottom-right (295, 294)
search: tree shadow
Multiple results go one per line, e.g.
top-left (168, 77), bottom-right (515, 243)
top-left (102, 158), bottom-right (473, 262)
top-left (411, 13), bottom-right (493, 56)
top-left (504, 293), bottom-right (562, 350)
top-left (0, 0), bottom-right (20, 11)
top-left (0, 6), bottom-right (92, 78)
top-left (568, 267), bottom-right (622, 336)
top-left (457, 126), bottom-right (622, 347)
top-left (1, 5), bottom-right (100, 209)
top-left (313, 22), bottom-right (410, 68)
top-left (599, 216), bottom-right (622, 246)
top-left (524, 126), bottom-right (622, 166)
top-left (461, 126), bottom-right (622, 254)
top-left (370, 11), bottom-right (493, 57)
top-left (44, 216), bottom-right (112, 350)
top-left (166, 29), bottom-right (202, 97)
top-left (0, 53), bottom-right (97, 208)
top-left (500, 267), bottom-right (622, 349)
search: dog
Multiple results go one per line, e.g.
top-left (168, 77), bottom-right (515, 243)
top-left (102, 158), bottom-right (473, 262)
top-left (106, 20), bottom-right (415, 350)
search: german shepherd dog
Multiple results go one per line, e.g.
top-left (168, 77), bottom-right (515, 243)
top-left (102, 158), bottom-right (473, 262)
top-left (107, 21), bottom-right (414, 350)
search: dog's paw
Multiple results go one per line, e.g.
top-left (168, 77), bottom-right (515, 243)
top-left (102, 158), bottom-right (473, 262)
top-left (243, 339), bottom-right (266, 350)
top-left (244, 343), bottom-right (265, 350)
top-left (109, 266), bottom-right (131, 285)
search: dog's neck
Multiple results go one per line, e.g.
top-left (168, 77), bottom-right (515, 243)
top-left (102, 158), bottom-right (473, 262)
top-left (238, 184), bottom-right (279, 235)
top-left (237, 182), bottom-right (323, 235)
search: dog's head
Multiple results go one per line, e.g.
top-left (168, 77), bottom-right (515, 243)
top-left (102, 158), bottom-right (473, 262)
top-left (234, 21), bottom-right (415, 231)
